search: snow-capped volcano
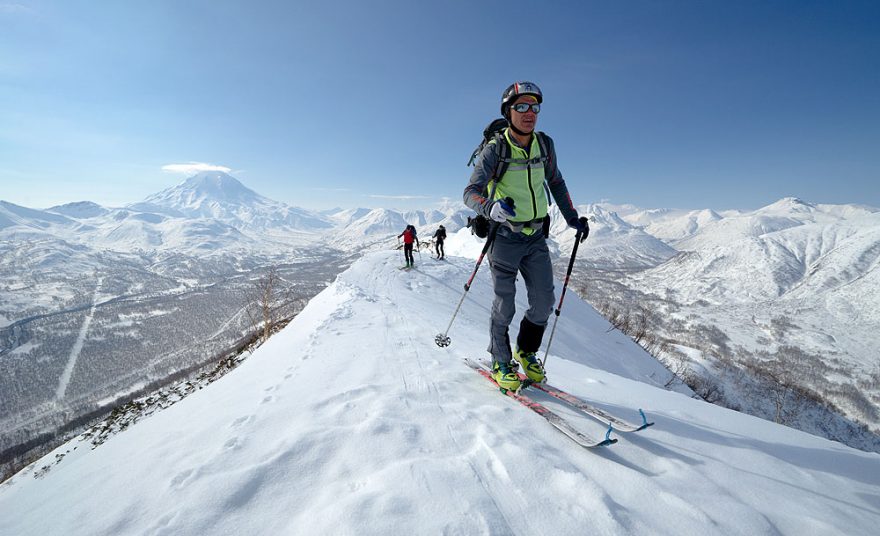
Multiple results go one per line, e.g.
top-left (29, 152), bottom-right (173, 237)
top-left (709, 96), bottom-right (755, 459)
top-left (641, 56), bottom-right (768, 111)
top-left (142, 172), bottom-right (264, 211)
top-left (133, 171), bottom-right (331, 231)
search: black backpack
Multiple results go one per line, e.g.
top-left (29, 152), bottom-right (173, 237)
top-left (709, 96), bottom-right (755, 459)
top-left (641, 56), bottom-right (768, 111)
top-left (466, 118), bottom-right (552, 238)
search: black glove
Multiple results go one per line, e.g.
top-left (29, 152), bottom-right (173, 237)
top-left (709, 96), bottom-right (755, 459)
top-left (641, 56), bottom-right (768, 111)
top-left (567, 216), bottom-right (589, 243)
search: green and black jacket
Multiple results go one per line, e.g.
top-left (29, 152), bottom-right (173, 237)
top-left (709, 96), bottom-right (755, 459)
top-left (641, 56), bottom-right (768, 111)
top-left (463, 128), bottom-right (579, 226)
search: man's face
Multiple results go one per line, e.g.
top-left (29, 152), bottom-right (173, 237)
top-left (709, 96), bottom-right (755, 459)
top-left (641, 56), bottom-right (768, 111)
top-left (510, 95), bottom-right (539, 134)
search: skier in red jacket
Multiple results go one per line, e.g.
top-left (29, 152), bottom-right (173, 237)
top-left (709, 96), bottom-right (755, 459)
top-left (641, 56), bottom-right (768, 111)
top-left (397, 225), bottom-right (420, 268)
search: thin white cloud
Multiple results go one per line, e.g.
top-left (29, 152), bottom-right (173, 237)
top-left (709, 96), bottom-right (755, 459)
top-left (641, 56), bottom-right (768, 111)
top-left (368, 194), bottom-right (433, 200)
top-left (162, 162), bottom-right (231, 175)
top-left (312, 187), bottom-right (353, 192)
top-left (0, 3), bottom-right (35, 14)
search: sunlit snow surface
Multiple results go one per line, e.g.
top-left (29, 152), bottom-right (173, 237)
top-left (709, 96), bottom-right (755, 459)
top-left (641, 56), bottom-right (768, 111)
top-left (2, 251), bottom-right (878, 535)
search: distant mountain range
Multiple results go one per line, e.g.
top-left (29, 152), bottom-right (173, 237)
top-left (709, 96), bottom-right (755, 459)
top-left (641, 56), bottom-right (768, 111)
top-left (2, 172), bottom-right (879, 446)
top-left (3, 174), bottom-right (877, 298)
top-left (3, 175), bottom-right (877, 310)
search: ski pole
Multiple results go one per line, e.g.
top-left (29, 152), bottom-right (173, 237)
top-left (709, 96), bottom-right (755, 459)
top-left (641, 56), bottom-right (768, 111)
top-left (435, 195), bottom-right (514, 347)
top-left (541, 217), bottom-right (589, 367)
top-left (434, 221), bottom-right (501, 347)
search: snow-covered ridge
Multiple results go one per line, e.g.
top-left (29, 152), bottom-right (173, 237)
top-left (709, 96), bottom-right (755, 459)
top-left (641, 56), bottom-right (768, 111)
top-left (1, 251), bottom-right (877, 535)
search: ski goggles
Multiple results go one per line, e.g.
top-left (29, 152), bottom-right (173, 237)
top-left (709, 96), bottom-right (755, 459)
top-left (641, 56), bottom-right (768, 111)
top-left (511, 103), bottom-right (541, 114)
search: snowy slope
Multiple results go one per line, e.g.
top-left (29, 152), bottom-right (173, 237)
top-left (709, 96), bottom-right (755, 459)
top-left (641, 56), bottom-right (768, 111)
top-left (2, 249), bottom-right (878, 535)
top-left (622, 203), bottom-right (880, 371)
top-left (550, 204), bottom-right (678, 268)
top-left (47, 201), bottom-right (111, 219)
top-left (0, 201), bottom-right (79, 234)
top-left (621, 207), bottom-right (723, 243)
top-left (328, 207), bottom-right (470, 251)
top-left (672, 197), bottom-right (872, 252)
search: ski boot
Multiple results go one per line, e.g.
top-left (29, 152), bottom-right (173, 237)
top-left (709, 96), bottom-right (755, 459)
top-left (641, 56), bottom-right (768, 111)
top-left (491, 360), bottom-right (521, 392)
top-left (514, 347), bottom-right (545, 383)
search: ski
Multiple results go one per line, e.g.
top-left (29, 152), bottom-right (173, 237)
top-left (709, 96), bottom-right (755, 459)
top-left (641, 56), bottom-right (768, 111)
top-left (521, 376), bottom-right (654, 433)
top-left (464, 359), bottom-right (616, 449)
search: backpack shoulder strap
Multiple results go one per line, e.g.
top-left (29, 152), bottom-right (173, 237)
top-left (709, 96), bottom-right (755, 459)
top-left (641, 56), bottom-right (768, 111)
top-left (535, 131), bottom-right (554, 205)
top-left (535, 131), bottom-right (551, 162)
top-left (490, 131), bottom-right (512, 182)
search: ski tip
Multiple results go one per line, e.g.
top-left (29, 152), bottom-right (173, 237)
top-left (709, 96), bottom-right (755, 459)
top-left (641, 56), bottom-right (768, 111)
top-left (638, 409), bottom-right (656, 430)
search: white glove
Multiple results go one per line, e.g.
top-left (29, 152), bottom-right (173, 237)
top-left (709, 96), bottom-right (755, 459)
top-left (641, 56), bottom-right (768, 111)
top-left (488, 200), bottom-right (516, 222)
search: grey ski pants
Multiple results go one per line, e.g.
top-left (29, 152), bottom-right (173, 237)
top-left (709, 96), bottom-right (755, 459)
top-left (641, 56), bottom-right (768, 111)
top-left (486, 226), bottom-right (555, 364)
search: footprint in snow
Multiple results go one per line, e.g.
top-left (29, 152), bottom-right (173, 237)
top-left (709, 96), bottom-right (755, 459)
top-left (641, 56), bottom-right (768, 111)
top-left (231, 415), bottom-right (254, 428)
top-left (223, 437), bottom-right (244, 451)
top-left (170, 468), bottom-right (196, 490)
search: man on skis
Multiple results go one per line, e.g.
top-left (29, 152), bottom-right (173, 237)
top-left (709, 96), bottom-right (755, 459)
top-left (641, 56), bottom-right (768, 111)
top-left (397, 224), bottom-right (420, 268)
top-left (463, 81), bottom-right (587, 391)
top-left (433, 225), bottom-right (447, 260)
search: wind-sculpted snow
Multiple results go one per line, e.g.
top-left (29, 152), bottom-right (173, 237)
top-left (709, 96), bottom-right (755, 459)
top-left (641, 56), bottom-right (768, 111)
top-left (1, 251), bottom-right (877, 535)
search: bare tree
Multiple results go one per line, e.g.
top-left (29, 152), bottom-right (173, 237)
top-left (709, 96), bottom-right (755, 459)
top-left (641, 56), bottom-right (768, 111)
top-left (747, 348), bottom-right (812, 424)
top-left (660, 353), bottom-right (689, 389)
top-left (245, 266), bottom-right (296, 343)
top-left (685, 369), bottom-right (724, 403)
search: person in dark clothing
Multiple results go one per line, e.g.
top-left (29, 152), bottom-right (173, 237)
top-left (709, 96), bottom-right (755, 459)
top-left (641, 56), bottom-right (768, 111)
top-left (432, 225), bottom-right (447, 259)
top-left (397, 224), bottom-right (420, 267)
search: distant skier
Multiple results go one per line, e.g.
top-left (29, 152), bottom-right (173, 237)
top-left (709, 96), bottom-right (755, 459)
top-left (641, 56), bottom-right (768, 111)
top-left (463, 81), bottom-right (587, 392)
top-left (433, 225), bottom-right (447, 260)
top-left (397, 224), bottom-right (420, 268)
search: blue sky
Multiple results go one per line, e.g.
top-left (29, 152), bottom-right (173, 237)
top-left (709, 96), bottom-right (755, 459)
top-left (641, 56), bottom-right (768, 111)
top-left (1, 0), bottom-right (878, 211)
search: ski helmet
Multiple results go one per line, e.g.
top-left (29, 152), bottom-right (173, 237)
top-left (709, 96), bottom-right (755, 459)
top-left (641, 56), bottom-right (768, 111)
top-left (501, 81), bottom-right (543, 117)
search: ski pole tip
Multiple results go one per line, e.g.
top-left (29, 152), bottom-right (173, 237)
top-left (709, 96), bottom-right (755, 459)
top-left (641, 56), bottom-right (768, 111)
top-left (434, 334), bottom-right (451, 347)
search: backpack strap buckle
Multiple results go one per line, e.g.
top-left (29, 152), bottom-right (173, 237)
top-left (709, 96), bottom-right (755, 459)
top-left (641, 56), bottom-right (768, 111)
top-left (504, 217), bottom-right (545, 234)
